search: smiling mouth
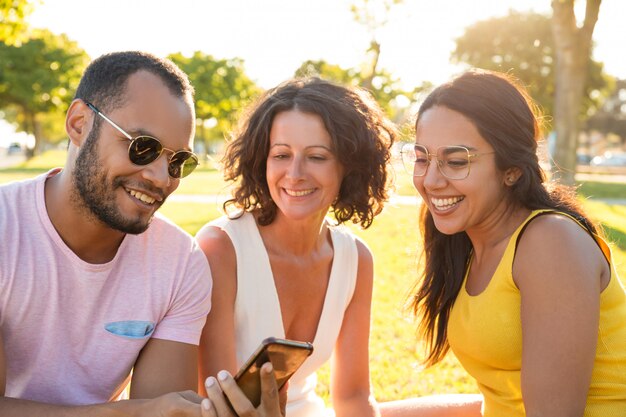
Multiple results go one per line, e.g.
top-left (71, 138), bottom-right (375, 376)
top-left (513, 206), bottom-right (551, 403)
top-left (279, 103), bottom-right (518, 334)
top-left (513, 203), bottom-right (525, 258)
top-left (284, 188), bottom-right (315, 197)
top-left (430, 196), bottom-right (464, 210)
top-left (125, 188), bottom-right (157, 205)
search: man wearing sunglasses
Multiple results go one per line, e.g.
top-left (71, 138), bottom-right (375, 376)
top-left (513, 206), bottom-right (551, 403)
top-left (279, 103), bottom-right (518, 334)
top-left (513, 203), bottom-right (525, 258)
top-left (0, 51), bottom-right (226, 416)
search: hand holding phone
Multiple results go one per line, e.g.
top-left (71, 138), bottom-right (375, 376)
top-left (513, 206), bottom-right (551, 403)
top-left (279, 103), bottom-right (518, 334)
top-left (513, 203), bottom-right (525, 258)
top-left (234, 337), bottom-right (313, 407)
top-left (204, 363), bottom-right (283, 417)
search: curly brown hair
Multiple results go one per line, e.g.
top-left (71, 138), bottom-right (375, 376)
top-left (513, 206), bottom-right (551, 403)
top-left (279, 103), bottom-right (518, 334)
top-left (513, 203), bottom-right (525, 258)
top-left (222, 77), bottom-right (396, 228)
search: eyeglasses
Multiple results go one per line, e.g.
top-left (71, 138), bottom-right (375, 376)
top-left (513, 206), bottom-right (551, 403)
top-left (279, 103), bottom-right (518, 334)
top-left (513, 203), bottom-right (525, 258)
top-left (84, 101), bottom-right (199, 179)
top-left (400, 143), bottom-right (494, 180)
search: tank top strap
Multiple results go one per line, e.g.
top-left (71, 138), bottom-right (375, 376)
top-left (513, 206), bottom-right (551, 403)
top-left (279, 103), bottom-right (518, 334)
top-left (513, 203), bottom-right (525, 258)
top-left (513, 209), bottom-right (611, 263)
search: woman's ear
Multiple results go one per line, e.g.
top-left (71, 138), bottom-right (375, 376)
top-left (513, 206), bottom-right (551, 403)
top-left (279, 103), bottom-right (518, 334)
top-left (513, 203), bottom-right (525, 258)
top-left (65, 99), bottom-right (94, 148)
top-left (504, 167), bottom-right (522, 186)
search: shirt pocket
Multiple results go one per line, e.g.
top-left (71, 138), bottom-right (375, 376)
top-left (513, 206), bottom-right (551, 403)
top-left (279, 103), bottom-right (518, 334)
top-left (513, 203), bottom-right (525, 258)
top-left (104, 320), bottom-right (155, 339)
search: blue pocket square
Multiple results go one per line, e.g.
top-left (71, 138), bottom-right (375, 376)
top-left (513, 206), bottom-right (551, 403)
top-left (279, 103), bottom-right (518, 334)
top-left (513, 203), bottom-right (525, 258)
top-left (105, 320), bottom-right (155, 339)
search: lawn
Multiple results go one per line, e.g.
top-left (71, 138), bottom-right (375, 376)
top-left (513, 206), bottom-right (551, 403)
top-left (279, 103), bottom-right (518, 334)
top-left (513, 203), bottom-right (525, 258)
top-left (2, 150), bottom-right (626, 402)
top-left (159, 198), bottom-right (626, 402)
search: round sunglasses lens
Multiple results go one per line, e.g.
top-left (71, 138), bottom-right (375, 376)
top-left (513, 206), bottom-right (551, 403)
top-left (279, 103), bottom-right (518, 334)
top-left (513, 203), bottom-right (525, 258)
top-left (168, 152), bottom-right (198, 179)
top-left (128, 136), bottom-right (162, 165)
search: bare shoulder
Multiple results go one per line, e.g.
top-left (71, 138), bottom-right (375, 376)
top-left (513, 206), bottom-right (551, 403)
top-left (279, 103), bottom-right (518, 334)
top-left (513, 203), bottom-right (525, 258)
top-left (514, 213), bottom-right (606, 290)
top-left (354, 236), bottom-right (373, 264)
top-left (517, 213), bottom-right (600, 255)
top-left (353, 236), bottom-right (374, 288)
top-left (196, 224), bottom-right (235, 258)
top-left (195, 224), bottom-right (237, 284)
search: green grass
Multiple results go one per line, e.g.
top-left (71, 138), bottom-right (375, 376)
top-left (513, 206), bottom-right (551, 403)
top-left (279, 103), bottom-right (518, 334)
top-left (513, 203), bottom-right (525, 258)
top-left (578, 181), bottom-right (626, 200)
top-left (161, 201), bottom-right (482, 400)
top-left (161, 200), bottom-right (626, 402)
top-left (0, 149), bottom-right (232, 194)
top-left (3, 149), bottom-right (626, 402)
top-left (2, 150), bottom-right (625, 201)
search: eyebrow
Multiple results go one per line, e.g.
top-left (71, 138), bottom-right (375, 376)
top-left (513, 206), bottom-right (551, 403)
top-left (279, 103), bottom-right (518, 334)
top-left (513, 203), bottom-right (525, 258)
top-left (125, 127), bottom-right (157, 138)
top-left (270, 143), bottom-right (334, 152)
top-left (416, 143), bottom-right (479, 152)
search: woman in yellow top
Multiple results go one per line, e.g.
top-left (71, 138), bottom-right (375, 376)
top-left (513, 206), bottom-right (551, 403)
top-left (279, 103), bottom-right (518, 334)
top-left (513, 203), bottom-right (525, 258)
top-left (381, 69), bottom-right (626, 417)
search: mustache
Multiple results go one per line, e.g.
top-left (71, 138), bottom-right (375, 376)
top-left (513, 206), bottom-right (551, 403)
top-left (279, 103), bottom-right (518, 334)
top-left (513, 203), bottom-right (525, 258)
top-left (113, 177), bottom-right (167, 202)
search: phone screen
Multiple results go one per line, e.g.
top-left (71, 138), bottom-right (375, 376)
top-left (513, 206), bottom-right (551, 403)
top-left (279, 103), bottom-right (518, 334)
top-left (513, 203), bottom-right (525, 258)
top-left (235, 338), bottom-right (313, 407)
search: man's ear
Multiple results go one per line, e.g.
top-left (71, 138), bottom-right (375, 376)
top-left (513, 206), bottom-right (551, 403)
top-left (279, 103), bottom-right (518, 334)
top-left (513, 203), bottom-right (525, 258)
top-left (66, 99), bottom-right (94, 148)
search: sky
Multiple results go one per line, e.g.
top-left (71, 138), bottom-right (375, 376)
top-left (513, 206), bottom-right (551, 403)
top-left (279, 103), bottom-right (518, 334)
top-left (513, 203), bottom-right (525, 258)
top-left (2, 0), bottom-right (626, 146)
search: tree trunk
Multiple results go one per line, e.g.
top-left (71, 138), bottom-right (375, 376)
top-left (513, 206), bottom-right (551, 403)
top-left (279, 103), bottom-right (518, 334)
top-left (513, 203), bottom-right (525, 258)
top-left (198, 119), bottom-right (210, 161)
top-left (29, 111), bottom-right (45, 157)
top-left (361, 40), bottom-right (380, 92)
top-left (551, 0), bottom-right (601, 185)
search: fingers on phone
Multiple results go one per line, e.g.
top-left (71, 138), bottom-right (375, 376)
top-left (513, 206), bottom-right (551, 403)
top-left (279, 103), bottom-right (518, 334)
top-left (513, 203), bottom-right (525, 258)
top-left (217, 370), bottom-right (257, 416)
top-left (259, 363), bottom-right (283, 416)
top-left (201, 398), bottom-right (217, 417)
top-left (259, 362), bottom-right (277, 396)
top-left (204, 376), bottom-right (235, 417)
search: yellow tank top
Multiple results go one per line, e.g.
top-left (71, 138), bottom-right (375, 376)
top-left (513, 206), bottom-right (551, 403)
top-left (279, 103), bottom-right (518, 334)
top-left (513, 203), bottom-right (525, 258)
top-left (447, 209), bottom-right (626, 416)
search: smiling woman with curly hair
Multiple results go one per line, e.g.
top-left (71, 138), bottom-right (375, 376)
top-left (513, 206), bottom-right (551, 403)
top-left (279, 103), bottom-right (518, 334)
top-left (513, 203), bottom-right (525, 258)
top-left (196, 77), bottom-right (396, 417)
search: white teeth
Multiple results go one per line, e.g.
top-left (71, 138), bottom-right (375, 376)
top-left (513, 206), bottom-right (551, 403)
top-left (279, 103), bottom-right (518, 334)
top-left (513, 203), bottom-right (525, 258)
top-left (128, 189), bottom-right (156, 204)
top-left (431, 196), bottom-right (464, 209)
top-left (285, 188), bottom-right (314, 197)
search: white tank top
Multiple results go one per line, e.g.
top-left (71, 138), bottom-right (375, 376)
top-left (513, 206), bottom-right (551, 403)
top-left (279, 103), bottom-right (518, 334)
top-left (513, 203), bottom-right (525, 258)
top-left (209, 212), bottom-right (359, 417)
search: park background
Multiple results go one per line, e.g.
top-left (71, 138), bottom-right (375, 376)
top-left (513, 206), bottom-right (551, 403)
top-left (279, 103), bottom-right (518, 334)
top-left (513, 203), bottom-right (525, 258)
top-left (1, 0), bottom-right (626, 404)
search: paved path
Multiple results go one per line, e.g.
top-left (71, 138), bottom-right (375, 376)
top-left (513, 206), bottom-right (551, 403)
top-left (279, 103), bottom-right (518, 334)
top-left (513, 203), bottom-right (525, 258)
top-left (169, 194), bottom-right (626, 206)
top-left (0, 154), bottom-right (25, 168)
top-left (168, 194), bottom-right (422, 205)
top-left (168, 194), bottom-right (424, 205)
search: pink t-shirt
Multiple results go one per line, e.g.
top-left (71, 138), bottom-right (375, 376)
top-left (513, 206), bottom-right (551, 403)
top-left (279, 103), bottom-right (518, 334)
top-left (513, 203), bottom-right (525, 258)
top-left (0, 171), bottom-right (212, 405)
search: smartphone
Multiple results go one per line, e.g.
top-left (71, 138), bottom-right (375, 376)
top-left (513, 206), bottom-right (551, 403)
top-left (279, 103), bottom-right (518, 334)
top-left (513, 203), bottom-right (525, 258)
top-left (234, 337), bottom-right (314, 407)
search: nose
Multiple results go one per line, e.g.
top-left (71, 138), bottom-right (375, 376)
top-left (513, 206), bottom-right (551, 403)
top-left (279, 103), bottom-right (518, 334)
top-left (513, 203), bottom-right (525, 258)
top-left (285, 156), bottom-right (304, 180)
top-left (141, 152), bottom-right (173, 190)
top-left (421, 158), bottom-right (446, 190)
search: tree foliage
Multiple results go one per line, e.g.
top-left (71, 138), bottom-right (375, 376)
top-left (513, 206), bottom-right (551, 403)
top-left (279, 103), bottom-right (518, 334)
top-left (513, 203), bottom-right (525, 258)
top-left (452, 9), bottom-right (609, 124)
top-left (295, 59), bottom-right (428, 125)
top-left (0, 29), bottom-right (89, 154)
top-left (349, 0), bottom-right (403, 90)
top-left (168, 51), bottom-right (260, 157)
top-left (0, 0), bottom-right (35, 45)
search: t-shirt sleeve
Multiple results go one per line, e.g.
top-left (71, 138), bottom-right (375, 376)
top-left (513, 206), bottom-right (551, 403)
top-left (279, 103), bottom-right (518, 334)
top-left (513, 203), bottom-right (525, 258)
top-left (151, 244), bottom-right (212, 345)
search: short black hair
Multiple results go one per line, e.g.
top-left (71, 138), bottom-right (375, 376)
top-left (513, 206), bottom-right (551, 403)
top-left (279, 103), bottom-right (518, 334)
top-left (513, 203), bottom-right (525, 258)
top-left (74, 51), bottom-right (194, 113)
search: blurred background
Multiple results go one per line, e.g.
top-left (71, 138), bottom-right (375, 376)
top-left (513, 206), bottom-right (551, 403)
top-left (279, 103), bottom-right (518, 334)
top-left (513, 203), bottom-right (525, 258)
top-left (1, 0), bottom-right (625, 183)
top-left (2, 0), bottom-right (625, 401)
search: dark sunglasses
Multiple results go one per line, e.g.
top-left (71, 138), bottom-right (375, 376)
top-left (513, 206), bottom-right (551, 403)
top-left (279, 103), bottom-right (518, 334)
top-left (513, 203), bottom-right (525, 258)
top-left (84, 101), bottom-right (199, 179)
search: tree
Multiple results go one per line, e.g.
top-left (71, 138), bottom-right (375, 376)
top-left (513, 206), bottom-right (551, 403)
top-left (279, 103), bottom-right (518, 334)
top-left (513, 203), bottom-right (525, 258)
top-left (295, 60), bottom-right (359, 86)
top-left (452, 10), bottom-right (608, 125)
top-left (349, 0), bottom-right (403, 91)
top-left (168, 51), bottom-right (260, 158)
top-left (294, 59), bottom-right (428, 125)
top-left (0, 29), bottom-right (89, 156)
top-left (551, 0), bottom-right (602, 185)
top-left (0, 0), bottom-right (35, 45)
top-left (287, 1), bottom-right (431, 135)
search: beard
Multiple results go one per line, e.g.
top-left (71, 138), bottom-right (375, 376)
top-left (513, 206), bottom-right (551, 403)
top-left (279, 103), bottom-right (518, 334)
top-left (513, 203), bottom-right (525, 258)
top-left (72, 129), bottom-right (162, 234)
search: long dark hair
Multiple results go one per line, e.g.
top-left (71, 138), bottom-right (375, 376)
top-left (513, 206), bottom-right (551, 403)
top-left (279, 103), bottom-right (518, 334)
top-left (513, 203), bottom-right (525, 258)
top-left (222, 77), bottom-right (396, 228)
top-left (411, 69), bottom-right (599, 366)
